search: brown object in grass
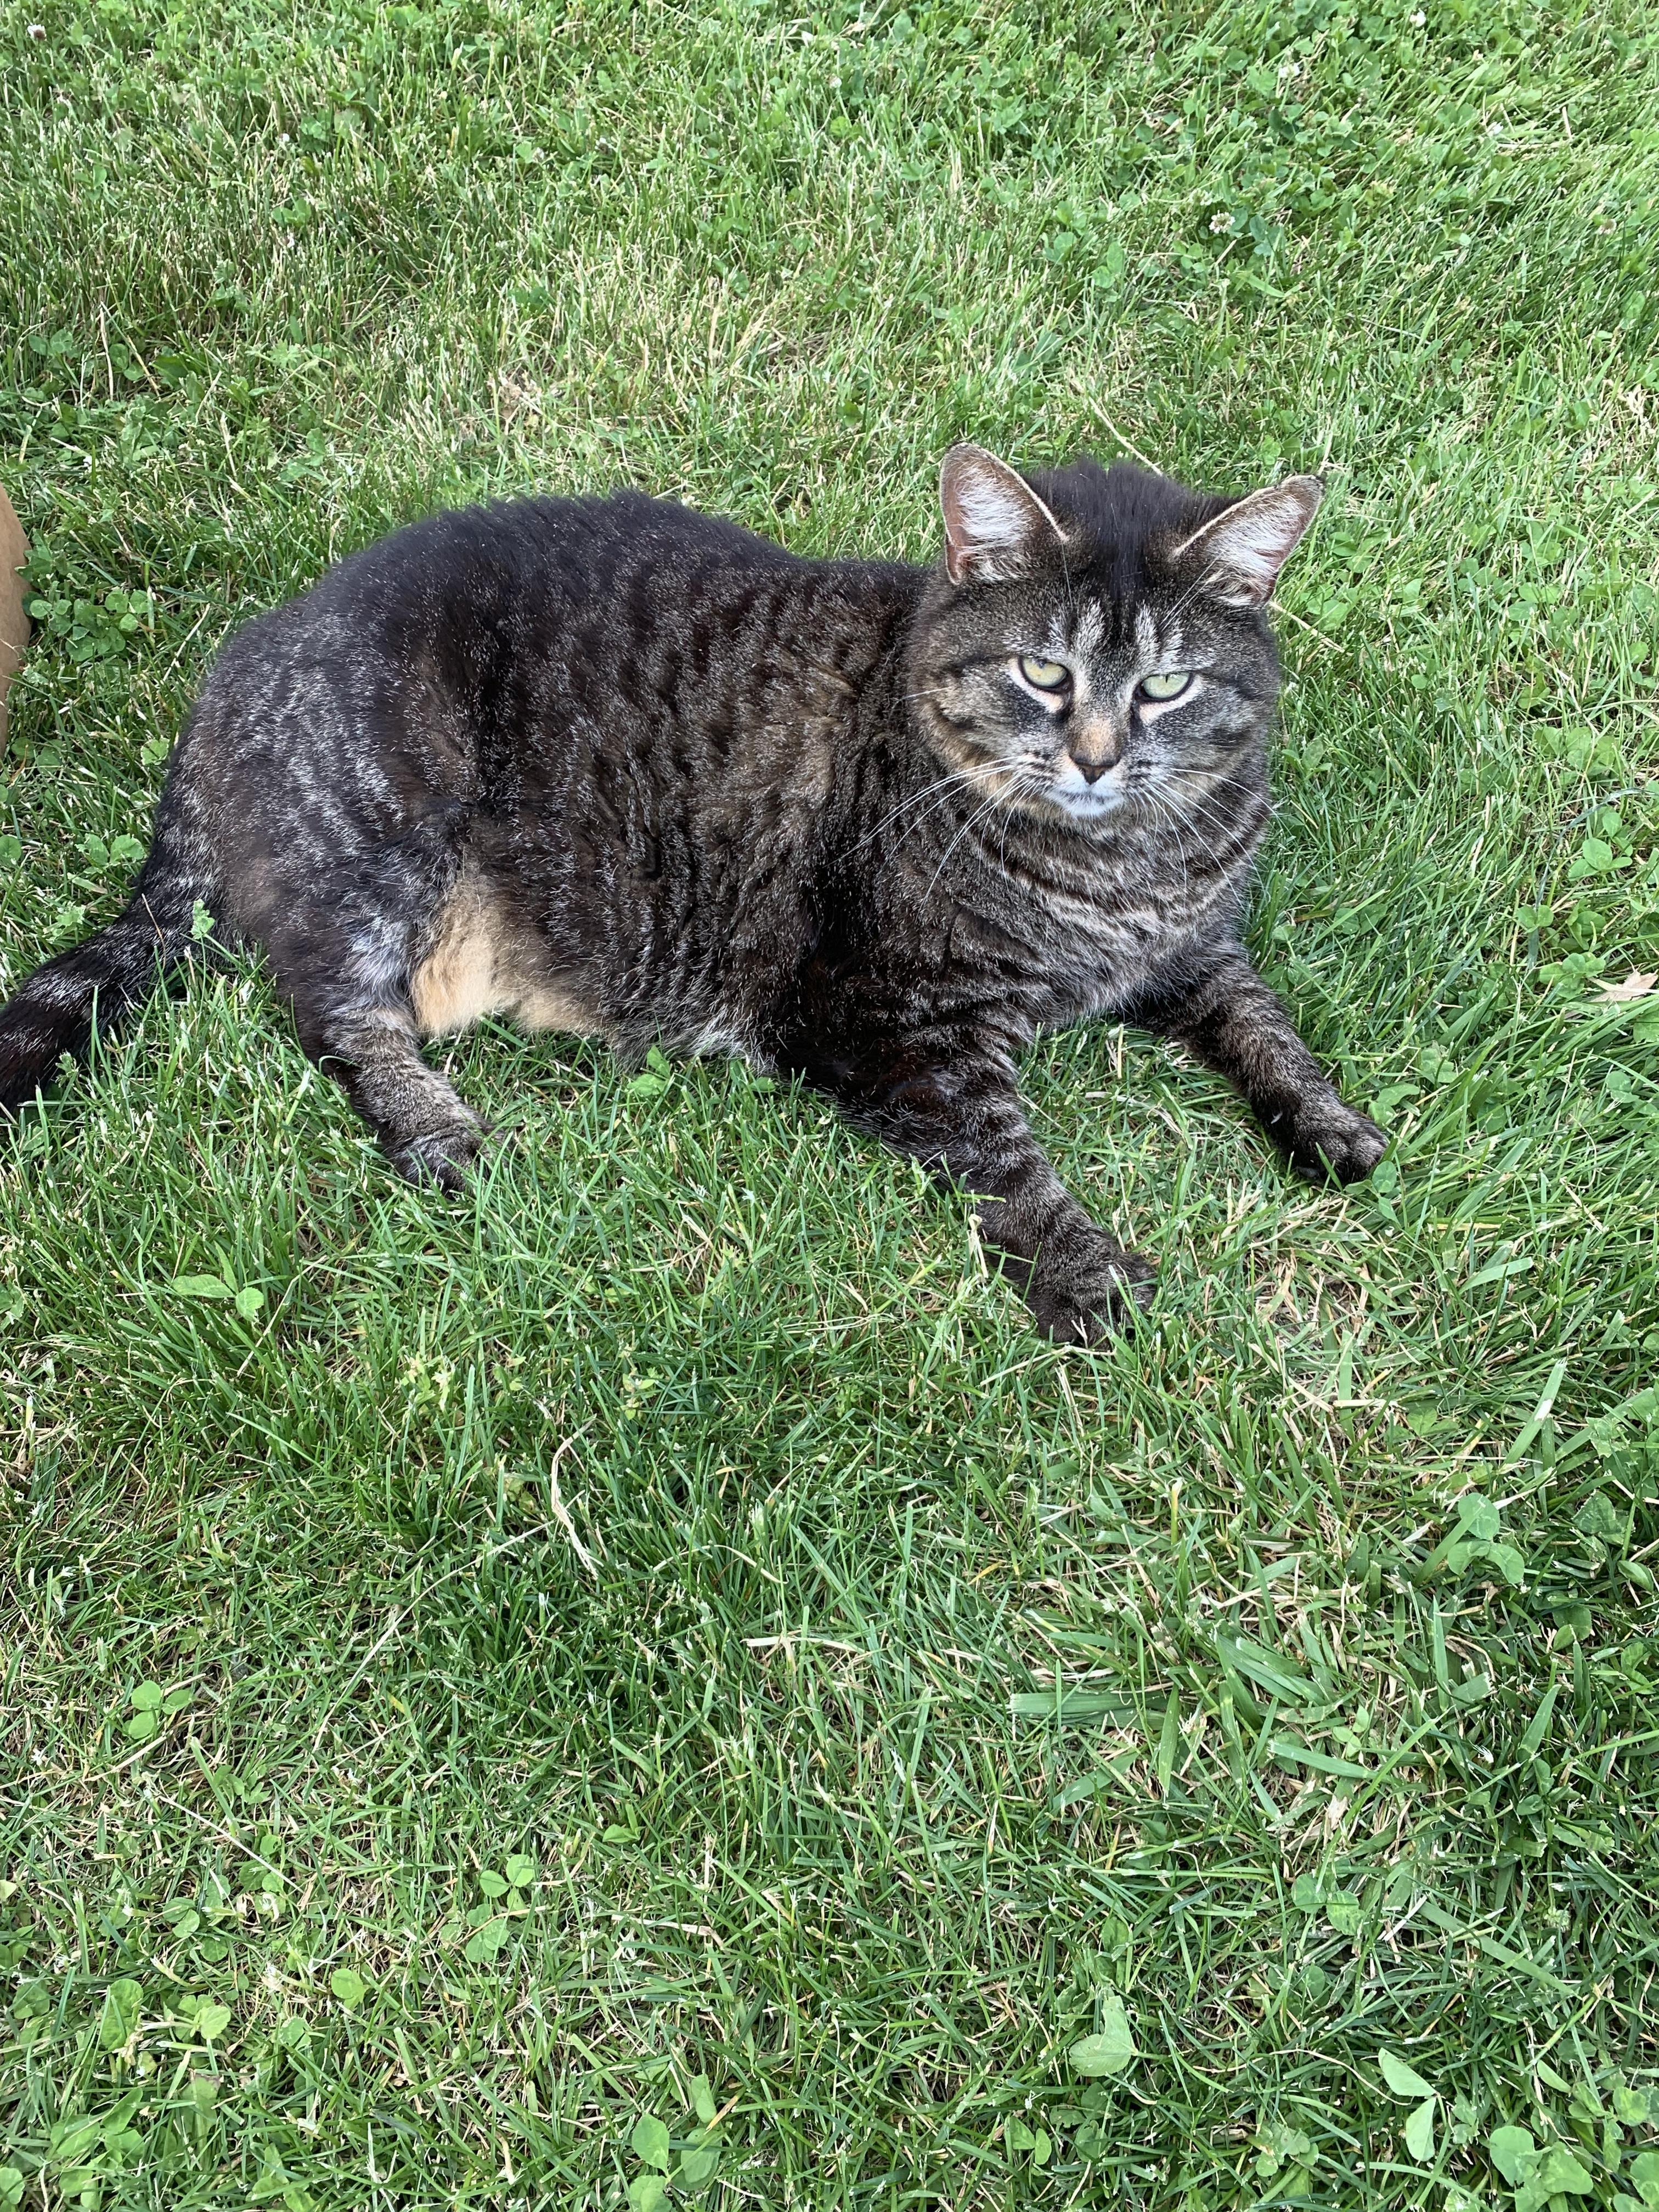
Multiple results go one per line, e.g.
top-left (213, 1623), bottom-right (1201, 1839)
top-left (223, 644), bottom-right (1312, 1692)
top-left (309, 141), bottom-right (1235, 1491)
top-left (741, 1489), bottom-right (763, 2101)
top-left (0, 486), bottom-right (29, 747)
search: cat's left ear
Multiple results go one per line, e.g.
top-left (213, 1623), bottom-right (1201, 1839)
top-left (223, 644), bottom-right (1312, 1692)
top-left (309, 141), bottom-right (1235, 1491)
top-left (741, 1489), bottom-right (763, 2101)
top-left (1171, 476), bottom-right (1323, 607)
top-left (940, 444), bottom-right (1069, 586)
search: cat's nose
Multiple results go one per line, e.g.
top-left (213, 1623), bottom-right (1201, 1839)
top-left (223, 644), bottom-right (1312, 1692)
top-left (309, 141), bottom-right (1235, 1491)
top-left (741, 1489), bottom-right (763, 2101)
top-left (1066, 720), bottom-right (1124, 783)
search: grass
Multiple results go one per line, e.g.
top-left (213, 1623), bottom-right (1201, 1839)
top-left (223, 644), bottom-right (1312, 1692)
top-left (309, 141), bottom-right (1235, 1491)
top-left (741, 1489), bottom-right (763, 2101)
top-left (2, 0), bottom-right (1658, 2204)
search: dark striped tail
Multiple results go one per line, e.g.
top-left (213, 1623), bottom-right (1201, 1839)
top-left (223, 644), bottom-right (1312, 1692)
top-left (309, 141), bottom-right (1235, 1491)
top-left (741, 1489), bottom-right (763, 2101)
top-left (0, 843), bottom-right (206, 1115)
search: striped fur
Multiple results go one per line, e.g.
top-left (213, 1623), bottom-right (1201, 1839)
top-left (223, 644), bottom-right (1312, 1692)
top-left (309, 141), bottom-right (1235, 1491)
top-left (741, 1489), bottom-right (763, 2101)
top-left (0, 450), bottom-right (1384, 1339)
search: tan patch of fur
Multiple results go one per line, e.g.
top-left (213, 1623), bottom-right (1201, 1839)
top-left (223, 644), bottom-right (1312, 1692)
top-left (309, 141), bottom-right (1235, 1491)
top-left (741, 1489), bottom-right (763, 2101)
top-left (411, 871), bottom-right (601, 1040)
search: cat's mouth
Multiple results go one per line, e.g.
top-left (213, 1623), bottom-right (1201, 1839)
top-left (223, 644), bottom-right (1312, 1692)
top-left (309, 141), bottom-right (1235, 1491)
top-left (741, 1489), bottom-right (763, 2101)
top-left (1049, 777), bottom-right (1128, 823)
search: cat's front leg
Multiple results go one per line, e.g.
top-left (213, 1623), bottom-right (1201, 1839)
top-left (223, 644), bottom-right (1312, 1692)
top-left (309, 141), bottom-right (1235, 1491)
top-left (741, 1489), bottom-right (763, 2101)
top-left (807, 1034), bottom-right (1155, 1342)
top-left (1136, 947), bottom-right (1386, 1184)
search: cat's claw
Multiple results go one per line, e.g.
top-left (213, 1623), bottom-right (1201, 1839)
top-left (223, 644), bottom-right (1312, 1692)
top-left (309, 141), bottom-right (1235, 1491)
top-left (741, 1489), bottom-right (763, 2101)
top-left (1287, 1100), bottom-right (1387, 1186)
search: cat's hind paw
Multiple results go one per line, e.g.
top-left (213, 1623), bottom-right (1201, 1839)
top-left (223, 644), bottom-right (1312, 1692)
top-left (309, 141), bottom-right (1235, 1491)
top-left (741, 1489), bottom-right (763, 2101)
top-left (387, 1115), bottom-right (488, 1193)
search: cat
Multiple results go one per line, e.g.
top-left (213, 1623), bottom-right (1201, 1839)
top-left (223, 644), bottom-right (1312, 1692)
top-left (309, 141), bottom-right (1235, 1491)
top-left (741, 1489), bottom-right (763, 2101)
top-left (0, 444), bottom-right (1386, 1341)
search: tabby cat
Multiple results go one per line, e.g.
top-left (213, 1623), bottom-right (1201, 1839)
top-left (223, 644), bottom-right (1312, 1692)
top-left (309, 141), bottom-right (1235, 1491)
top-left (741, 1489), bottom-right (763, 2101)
top-left (0, 445), bottom-right (1386, 1340)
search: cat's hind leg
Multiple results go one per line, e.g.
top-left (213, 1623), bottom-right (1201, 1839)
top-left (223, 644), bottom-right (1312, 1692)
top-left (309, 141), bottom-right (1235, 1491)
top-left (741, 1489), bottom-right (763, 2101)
top-left (265, 832), bottom-right (489, 1192)
top-left (298, 997), bottom-right (486, 1190)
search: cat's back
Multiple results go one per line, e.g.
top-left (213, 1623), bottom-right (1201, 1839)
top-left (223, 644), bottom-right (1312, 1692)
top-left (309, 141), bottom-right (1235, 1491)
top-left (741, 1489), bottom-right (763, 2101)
top-left (207, 488), bottom-right (911, 761)
top-left (176, 487), bottom-right (912, 859)
top-left (238, 488), bottom-right (798, 672)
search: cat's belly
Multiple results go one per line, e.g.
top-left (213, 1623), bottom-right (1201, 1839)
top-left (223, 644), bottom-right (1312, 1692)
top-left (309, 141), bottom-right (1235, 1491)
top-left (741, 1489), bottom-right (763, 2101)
top-left (411, 866), bottom-right (607, 1041)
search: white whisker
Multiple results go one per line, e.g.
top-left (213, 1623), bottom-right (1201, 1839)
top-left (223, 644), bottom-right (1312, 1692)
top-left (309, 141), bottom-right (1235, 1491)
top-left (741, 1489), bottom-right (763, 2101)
top-left (924, 773), bottom-right (1034, 900)
top-left (848, 759), bottom-right (1001, 855)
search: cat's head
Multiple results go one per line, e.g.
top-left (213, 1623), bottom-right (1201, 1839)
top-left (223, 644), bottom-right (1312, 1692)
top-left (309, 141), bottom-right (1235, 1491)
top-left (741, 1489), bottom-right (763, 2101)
top-left (906, 443), bottom-right (1321, 830)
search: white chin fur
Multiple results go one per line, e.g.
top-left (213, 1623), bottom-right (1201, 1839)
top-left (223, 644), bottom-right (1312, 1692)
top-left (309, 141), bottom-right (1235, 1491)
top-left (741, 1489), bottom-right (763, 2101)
top-left (1054, 783), bottom-right (1125, 820)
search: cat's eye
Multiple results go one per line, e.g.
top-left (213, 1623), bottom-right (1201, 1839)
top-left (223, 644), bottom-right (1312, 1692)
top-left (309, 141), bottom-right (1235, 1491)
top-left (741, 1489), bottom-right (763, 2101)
top-left (1017, 654), bottom-right (1070, 691)
top-left (1138, 669), bottom-right (1193, 702)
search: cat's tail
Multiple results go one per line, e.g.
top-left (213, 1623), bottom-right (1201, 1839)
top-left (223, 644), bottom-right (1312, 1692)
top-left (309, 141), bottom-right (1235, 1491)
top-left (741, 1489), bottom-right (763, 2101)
top-left (0, 811), bottom-right (215, 1116)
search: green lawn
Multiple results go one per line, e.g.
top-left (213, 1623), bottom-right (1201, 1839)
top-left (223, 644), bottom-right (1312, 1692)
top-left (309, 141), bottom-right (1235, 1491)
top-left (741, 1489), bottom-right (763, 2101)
top-left (2, 1), bottom-right (1657, 2206)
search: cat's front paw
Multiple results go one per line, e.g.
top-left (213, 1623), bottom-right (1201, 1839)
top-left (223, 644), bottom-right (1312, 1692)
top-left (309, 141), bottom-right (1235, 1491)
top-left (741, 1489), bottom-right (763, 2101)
top-left (1287, 1097), bottom-right (1387, 1186)
top-left (1026, 1240), bottom-right (1156, 1345)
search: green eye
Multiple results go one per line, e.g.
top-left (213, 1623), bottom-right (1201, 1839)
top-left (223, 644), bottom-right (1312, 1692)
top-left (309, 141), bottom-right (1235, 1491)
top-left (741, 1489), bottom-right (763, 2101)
top-left (1139, 669), bottom-right (1193, 702)
top-left (1017, 654), bottom-right (1070, 691)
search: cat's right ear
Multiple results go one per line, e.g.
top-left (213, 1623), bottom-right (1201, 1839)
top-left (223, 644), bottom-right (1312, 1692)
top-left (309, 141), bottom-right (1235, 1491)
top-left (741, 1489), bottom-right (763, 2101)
top-left (940, 444), bottom-right (1069, 586)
